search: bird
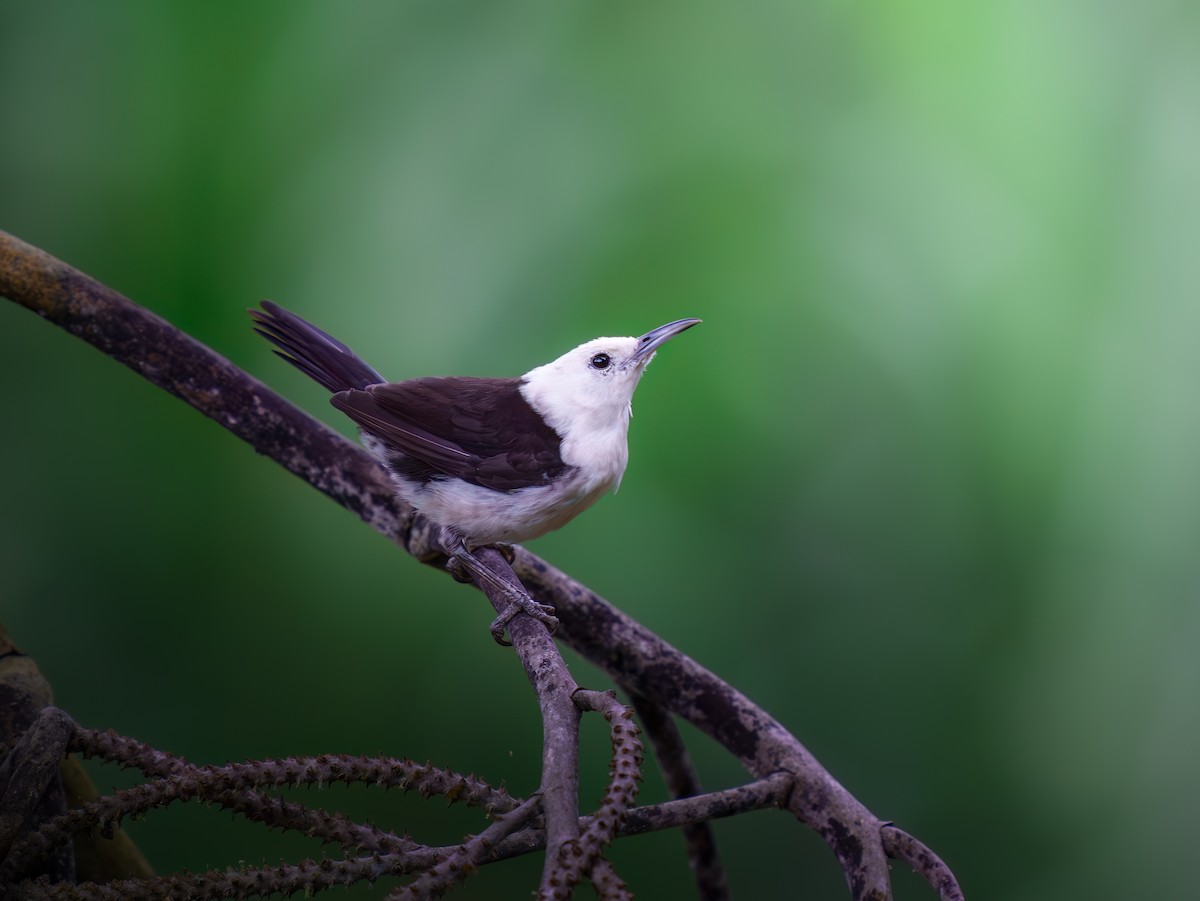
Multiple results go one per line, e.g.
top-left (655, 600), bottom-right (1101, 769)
top-left (250, 301), bottom-right (700, 642)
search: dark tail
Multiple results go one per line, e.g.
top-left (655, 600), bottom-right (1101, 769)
top-left (250, 301), bottom-right (385, 393)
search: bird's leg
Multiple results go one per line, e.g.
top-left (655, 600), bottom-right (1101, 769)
top-left (440, 529), bottom-right (558, 645)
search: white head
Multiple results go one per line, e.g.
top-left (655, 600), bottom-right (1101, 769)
top-left (520, 318), bottom-right (701, 441)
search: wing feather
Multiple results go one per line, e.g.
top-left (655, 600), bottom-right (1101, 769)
top-left (331, 377), bottom-right (569, 491)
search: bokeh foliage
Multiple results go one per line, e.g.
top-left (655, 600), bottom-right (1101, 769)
top-left (3, 2), bottom-right (1199, 898)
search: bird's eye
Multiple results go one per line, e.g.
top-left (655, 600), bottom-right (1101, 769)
top-left (589, 353), bottom-right (612, 370)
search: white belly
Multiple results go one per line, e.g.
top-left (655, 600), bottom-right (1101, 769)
top-left (399, 468), bottom-right (615, 547)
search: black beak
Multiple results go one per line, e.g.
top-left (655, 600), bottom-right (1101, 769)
top-left (631, 318), bottom-right (702, 365)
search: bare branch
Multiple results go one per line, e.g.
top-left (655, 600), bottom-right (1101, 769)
top-left (619, 772), bottom-right (794, 838)
top-left (385, 795), bottom-right (543, 901)
top-left (628, 691), bottom-right (729, 900)
top-left (4, 734), bottom-right (520, 885)
top-left (465, 547), bottom-right (582, 897)
top-left (0, 230), bottom-right (418, 554)
top-left (0, 229), bottom-right (962, 899)
top-left (488, 772), bottom-right (794, 863)
top-left (512, 553), bottom-right (896, 898)
top-left (67, 726), bottom-right (498, 858)
top-left (71, 728), bottom-right (517, 814)
top-left (12, 851), bottom-right (431, 901)
top-left (881, 825), bottom-right (965, 901)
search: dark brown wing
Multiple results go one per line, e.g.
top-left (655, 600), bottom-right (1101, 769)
top-left (331, 377), bottom-right (569, 491)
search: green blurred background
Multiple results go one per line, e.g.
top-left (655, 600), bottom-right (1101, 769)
top-left (3, 2), bottom-right (1199, 898)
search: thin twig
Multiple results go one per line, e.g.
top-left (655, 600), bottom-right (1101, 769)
top-left (485, 772), bottom-right (794, 862)
top-left (72, 728), bottom-right (517, 814)
top-left (373, 774), bottom-right (797, 875)
top-left (7, 737), bottom-right (796, 899)
top-left (881, 825), bottom-right (965, 901)
top-left (67, 733), bottom-right (420, 857)
top-left (12, 850), bottom-right (435, 901)
top-left (67, 728), bottom-right (476, 857)
top-left (5, 739), bottom-right (518, 884)
top-left (385, 795), bottom-right (543, 901)
top-left (628, 690), bottom-right (729, 900)
top-left (557, 691), bottom-right (643, 888)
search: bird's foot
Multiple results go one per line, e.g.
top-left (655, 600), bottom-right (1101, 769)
top-left (494, 543), bottom-right (517, 565)
top-left (440, 529), bottom-right (557, 645)
top-left (445, 554), bottom-right (475, 584)
top-left (489, 590), bottom-right (559, 646)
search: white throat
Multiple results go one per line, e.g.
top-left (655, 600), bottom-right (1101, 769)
top-left (520, 370), bottom-right (636, 493)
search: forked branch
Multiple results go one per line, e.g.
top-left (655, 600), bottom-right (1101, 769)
top-left (0, 230), bottom-right (963, 900)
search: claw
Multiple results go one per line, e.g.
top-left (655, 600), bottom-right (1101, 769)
top-left (446, 555), bottom-right (473, 584)
top-left (489, 594), bottom-right (559, 645)
top-left (438, 529), bottom-right (557, 644)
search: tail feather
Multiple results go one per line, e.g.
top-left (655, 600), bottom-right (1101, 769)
top-left (250, 301), bottom-right (385, 393)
